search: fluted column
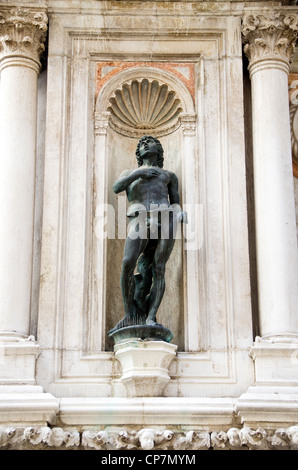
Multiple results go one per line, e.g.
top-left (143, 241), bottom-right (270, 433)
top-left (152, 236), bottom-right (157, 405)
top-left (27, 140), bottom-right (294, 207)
top-left (0, 7), bottom-right (48, 340)
top-left (242, 11), bottom-right (298, 341)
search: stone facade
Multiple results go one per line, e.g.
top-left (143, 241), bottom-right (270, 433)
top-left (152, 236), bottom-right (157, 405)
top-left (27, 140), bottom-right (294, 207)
top-left (0, 0), bottom-right (297, 451)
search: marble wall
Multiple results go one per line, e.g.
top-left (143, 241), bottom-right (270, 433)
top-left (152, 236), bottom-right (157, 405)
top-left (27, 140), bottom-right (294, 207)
top-left (33, 3), bottom-right (255, 402)
top-left (0, 0), bottom-right (298, 441)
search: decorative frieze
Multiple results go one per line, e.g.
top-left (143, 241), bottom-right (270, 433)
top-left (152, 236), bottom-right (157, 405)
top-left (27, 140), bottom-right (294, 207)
top-left (242, 11), bottom-right (298, 72)
top-left (0, 7), bottom-right (47, 67)
top-left (0, 427), bottom-right (80, 450)
top-left (1, 426), bottom-right (298, 450)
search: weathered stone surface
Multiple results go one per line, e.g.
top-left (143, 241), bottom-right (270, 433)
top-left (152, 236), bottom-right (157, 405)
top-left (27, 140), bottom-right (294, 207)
top-left (0, 0), bottom-right (297, 445)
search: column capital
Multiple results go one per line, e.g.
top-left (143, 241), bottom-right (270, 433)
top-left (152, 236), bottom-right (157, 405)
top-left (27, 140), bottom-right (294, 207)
top-left (0, 6), bottom-right (48, 71)
top-left (242, 10), bottom-right (298, 74)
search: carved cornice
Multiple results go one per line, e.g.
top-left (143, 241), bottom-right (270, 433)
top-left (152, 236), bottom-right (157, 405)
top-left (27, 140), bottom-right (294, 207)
top-left (1, 426), bottom-right (298, 450)
top-left (242, 11), bottom-right (298, 71)
top-left (0, 7), bottom-right (48, 68)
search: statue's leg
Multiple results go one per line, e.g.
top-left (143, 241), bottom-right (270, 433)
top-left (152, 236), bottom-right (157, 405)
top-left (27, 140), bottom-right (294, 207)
top-left (146, 236), bottom-right (176, 325)
top-left (135, 245), bottom-right (155, 298)
top-left (121, 235), bottom-right (147, 318)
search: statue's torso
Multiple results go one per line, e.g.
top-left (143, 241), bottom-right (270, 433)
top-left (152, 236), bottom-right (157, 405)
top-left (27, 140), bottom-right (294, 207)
top-left (126, 168), bottom-right (171, 217)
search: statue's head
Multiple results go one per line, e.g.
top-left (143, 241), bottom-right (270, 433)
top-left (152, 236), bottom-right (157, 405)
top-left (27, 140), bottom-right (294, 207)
top-left (135, 135), bottom-right (164, 168)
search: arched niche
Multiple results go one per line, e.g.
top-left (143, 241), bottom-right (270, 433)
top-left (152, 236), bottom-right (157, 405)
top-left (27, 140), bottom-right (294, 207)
top-left (93, 66), bottom-right (198, 352)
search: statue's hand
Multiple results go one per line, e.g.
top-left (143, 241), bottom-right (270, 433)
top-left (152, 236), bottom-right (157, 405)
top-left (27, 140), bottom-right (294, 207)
top-left (138, 168), bottom-right (161, 179)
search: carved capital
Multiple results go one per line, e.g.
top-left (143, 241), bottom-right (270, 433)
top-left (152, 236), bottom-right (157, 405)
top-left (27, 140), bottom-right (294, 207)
top-left (180, 113), bottom-right (197, 136)
top-left (94, 112), bottom-right (110, 136)
top-left (242, 11), bottom-right (298, 71)
top-left (0, 7), bottom-right (48, 68)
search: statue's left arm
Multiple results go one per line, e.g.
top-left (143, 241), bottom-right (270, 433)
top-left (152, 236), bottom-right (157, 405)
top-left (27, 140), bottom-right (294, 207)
top-left (168, 172), bottom-right (187, 223)
top-left (168, 172), bottom-right (180, 205)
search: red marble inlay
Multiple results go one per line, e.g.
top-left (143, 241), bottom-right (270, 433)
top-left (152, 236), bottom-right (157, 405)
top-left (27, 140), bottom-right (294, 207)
top-left (96, 61), bottom-right (195, 102)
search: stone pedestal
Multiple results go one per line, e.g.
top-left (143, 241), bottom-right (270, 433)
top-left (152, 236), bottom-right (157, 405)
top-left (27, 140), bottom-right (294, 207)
top-left (114, 339), bottom-right (177, 397)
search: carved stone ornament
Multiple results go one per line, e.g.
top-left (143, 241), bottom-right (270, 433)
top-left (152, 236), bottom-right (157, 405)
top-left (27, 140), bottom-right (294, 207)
top-left (242, 11), bottom-right (298, 67)
top-left (1, 426), bottom-right (298, 450)
top-left (290, 102), bottom-right (298, 177)
top-left (108, 78), bottom-right (183, 137)
top-left (94, 111), bottom-right (110, 136)
top-left (0, 7), bottom-right (48, 65)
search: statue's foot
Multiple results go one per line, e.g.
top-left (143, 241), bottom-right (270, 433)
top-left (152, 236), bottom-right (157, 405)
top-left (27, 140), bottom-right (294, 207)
top-left (146, 319), bottom-right (157, 326)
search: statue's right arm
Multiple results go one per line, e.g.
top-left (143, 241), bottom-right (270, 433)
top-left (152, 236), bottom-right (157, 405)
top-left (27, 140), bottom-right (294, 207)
top-left (113, 169), bottom-right (140, 194)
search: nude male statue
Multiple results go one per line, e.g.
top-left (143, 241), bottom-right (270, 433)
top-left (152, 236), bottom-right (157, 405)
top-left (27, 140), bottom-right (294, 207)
top-left (111, 135), bottom-right (185, 332)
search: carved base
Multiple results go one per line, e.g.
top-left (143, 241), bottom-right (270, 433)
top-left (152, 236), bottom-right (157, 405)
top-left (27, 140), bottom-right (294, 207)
top-left (0, 334), bottom-right (59, 426)
top-left (251, 335), bottom-right (298, 386)
top-left (236, 336), bottom-right (298, 427)
top-left (0, 333), bottom-right (40, 385)
top-left (114, 339), bottom-right (177, 397)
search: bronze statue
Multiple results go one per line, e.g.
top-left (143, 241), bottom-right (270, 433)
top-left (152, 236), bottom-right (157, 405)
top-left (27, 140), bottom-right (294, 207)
top-left (109, 136), bottom-right (186, 340)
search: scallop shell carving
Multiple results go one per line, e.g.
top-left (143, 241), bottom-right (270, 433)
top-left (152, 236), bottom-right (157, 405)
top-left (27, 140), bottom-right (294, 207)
top-left (108, 79), bottom-right (183, 137)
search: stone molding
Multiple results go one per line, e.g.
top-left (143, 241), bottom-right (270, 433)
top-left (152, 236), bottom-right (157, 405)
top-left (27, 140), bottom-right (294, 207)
top-left (242, 10), bottom-right (298, 72)
top-left (1, 425), bottom-right (298, 450)
top-left (0, 6), bottom-right (47, 69)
